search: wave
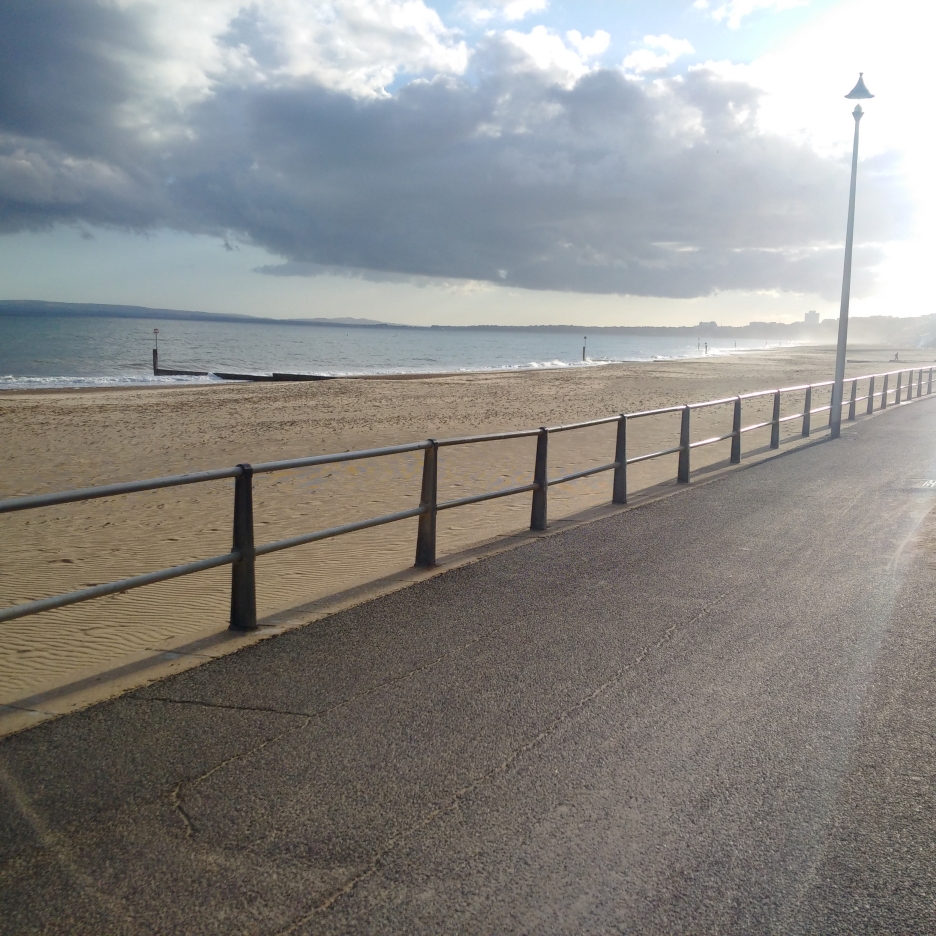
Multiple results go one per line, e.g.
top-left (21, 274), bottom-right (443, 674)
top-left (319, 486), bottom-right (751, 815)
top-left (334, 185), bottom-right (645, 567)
top-left (0, 359), bottom-right (614, 388)
top-left (0, 373), bottom-right (226, 391)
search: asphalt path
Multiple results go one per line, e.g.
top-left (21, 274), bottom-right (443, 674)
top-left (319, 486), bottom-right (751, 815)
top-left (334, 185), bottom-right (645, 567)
top-left (2, 399), bottom-right (936, 934)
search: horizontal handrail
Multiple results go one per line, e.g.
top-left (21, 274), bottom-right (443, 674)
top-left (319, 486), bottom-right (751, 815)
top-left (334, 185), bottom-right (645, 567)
top-left (627, 405), bottom-right (685, 419)
top-left (549, 462), bottom-right (619, 486)
top-left (547, 416), bottom-right (621, 433)
top-left (255, 506), bottom-right (426, 556)
top-left (437, 429), bottom-right (540, 447)
top-left (3, 365), bottom-right (933, 632)
top-left (0, 467), bottom-right (244, 515)
top-left (252, 441), bottom-right (431, 473)
top-left (0, 552), bottom-right (239, 624)
top-left (438, 483), bottom-right (538, 511)
top-left (739, 420), bottom-right (773, 434)
top-left (689, 432), bottom-right (734, 449)
top-left (626, 444), bottom-right (684, 465)
top-left (689, 397), bottom-right (738, 410)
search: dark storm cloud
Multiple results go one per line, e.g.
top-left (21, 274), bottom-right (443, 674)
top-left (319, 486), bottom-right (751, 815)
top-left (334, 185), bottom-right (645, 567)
top-left (0, 0), bottom-right (911, 298)
top-left (0, 0), bottom-right (163, 231)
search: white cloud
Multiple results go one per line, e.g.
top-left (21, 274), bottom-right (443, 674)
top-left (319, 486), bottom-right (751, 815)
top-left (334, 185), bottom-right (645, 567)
top-left (622, 35), bottom-right (695, 75)
top-left (698, 0), bottom-right (807, 30)
top-left (566, 29), bottom-right (611, 59)
top-left (502, 25), bottom-right (597, 84)
top-left (457, 0), bottom-right (548, 25)
top-left (499, 26), bottom-right (609, 87)
top-left (114, 0), bottom-right (468, 103)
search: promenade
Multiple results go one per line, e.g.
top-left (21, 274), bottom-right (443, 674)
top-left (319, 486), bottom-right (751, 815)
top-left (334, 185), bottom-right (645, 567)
top-left (2, 397), bottom-right (935, 934)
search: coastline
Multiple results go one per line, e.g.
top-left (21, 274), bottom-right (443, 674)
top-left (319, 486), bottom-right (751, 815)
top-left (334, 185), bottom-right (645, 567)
top-left (0, 343), bottom-right (843, 396)
top-left (2, 342), bottom-right (927, 396)
top-left (3, 345), bottom-right (936, 708)
top-left (0, 343), bottom-right (823, 396)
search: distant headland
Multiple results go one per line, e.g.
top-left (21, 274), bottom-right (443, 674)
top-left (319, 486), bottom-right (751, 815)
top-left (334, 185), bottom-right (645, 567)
top-left (2, 300), bottom-right (935, 346)
top-left (0, 300), bottom-right (390, 328)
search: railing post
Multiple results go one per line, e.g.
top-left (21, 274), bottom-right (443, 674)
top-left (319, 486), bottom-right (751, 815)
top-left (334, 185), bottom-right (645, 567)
top-left (770, 390), bottom-right (781, 449)
top-left (730, 396), bottom-right (742, 464)
top-left (918, 368), bottom-right (923, 398)
top-left (531, 428), bottom-right (548, 530)
top-left (847, 379), bottom-right (857, 421)
top-left (415, 441), bottom-right (438, 568)
top-left (828, 384), bottom-right (835, 426)
top-left (677, 406), bottom-right (690, 483)
top-left (229, 464), bottom-right (257, 631)
top-left (866, 376), bottom-right (875, 415)
top-left (612, 415), bottom-right (627, 504)
top-left (895, 371), bottom-right (903, 404)
top-left (881, 373), bottom-right (889, 409)
top-left (929, 368), bottom-right (933, 395)
top-left (802, 386), bottom-right (812, 437)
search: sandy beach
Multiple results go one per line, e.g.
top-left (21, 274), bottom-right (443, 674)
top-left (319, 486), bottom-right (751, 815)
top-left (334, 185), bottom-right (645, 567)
top-left (2, 345), bottom-right (932, 704)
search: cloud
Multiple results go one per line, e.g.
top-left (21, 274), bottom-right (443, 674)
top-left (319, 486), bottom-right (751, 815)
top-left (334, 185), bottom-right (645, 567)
top-left (566, 29), bottom-right (611, 60)
top-left (501, 26), bottom-right (606, 85)
top-left (0, 0), bottom-right (911, 300)
top-left (457, 0), bottom-right (548, 25)
top-left (215, 0), bottom-right (469, 98)
top-left (693, 0), bottom-right (807, 31)
top-left (622, 34), bottom-right (695, 75)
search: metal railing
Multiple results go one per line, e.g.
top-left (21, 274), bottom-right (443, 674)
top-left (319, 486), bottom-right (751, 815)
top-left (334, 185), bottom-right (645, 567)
top-left (1, 366), bottom-right (931, 631)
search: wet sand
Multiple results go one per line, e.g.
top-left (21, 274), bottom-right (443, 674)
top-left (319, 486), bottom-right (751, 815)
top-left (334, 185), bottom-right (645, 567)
top-left (1, 346), bottom-right (932, 703)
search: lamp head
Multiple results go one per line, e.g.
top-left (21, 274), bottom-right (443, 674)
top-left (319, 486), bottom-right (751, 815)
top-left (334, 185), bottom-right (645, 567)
top-left (845, 73), bottom-right (874, 99)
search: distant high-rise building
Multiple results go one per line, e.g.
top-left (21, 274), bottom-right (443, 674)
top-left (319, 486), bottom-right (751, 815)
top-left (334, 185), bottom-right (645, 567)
top-left (804, 310), bottom-right (820, 325)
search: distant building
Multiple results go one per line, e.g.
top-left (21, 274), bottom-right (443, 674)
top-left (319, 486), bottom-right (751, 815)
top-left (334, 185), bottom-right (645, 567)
top-left (805, 310), bottom-right (820, 325)
top-left (698, 321), bottom-right (718, 328)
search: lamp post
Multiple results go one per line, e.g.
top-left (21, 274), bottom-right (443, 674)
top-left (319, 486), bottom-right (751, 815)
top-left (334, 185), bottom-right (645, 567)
top-left (830, 73), bottom-right (874, 439)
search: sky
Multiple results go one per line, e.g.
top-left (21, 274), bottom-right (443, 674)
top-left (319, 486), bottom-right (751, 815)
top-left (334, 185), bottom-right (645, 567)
top-left (0, 0), bottom-right (927, 326)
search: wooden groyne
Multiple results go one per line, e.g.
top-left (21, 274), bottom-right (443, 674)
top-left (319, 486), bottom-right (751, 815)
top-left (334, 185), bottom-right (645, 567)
top-left (152, 349), bottom-right (336, 382)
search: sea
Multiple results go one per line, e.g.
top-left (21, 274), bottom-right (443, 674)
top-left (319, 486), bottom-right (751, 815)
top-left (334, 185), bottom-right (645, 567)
top-left (0, 314), bottom-right (786, 390)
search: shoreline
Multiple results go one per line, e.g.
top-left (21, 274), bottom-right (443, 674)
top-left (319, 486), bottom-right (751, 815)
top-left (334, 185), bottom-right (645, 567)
top-left (0, 343), bottom-right (856, 397)
top-left (1, 342), bottom-right (930, 397)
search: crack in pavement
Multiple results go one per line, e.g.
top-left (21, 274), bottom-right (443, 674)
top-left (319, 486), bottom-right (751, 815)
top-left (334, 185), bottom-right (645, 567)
top-left (274, 588), bottom-right (735, 935)
top-left (161, 613), bottom-right (535, 837)
top-left (168, 717), bottom-right (311, 838)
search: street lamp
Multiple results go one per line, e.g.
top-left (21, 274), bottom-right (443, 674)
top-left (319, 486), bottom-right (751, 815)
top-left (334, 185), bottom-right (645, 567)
top-left (830, 73), bottom-right (874, 439)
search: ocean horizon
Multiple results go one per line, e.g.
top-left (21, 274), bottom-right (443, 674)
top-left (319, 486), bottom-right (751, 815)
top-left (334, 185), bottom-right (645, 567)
top-left (0, 311), bottom-right (790, 390)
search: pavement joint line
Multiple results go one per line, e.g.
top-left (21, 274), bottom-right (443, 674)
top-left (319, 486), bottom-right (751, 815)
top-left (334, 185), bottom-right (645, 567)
top-left (131, 696), bottom-right (313, 718)
top-left (1, 702), bottom-right (58, 716)
top-left (138, 610), bottom-right (524, 719)
top-left (275, 587), bottom-right (736, 931)
top-left (140, 649), bottom-right (219, 659)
